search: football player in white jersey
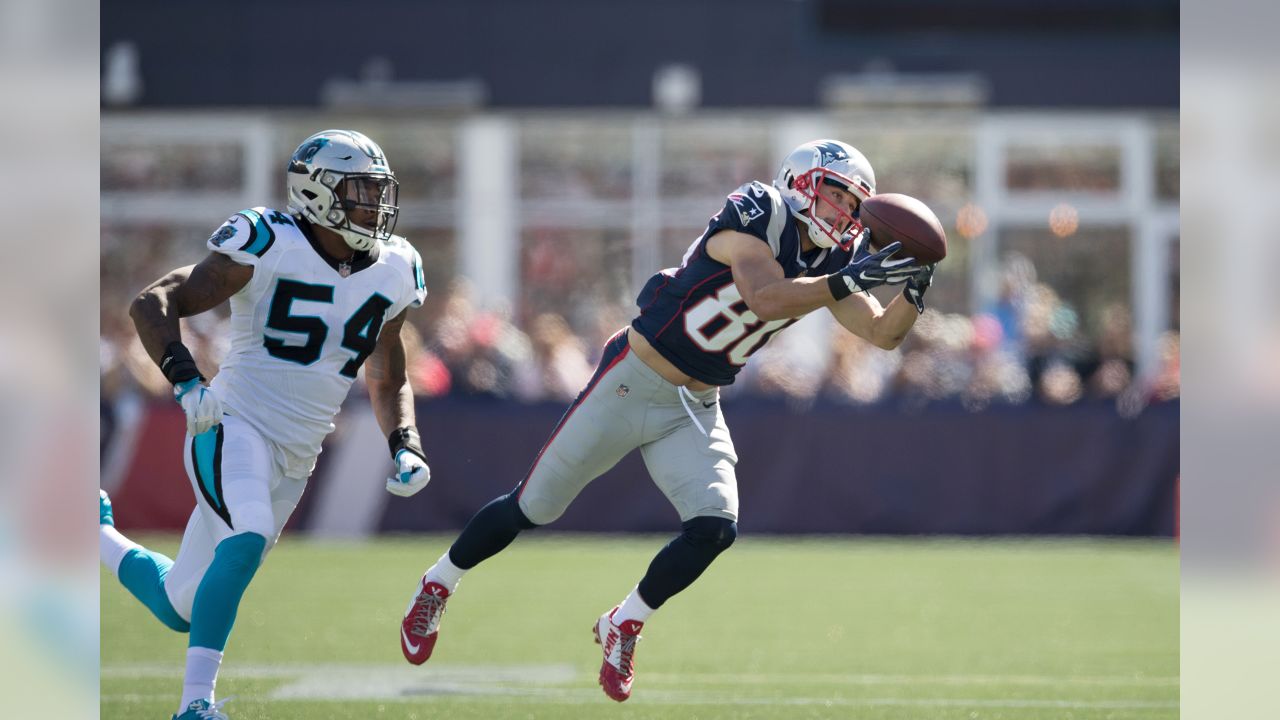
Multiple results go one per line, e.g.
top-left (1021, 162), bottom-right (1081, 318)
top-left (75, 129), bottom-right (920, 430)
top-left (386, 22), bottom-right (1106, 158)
top-left (99, 129), bottom-right (431, 720)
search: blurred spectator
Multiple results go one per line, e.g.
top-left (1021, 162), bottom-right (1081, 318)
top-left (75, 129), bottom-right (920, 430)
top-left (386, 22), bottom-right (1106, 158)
top-left (429, 280), bottom-right (528, 398)
top-left (822, 328), bottom-right (901, 404)
top-left (1083, 303), bottom-right (1135, 399)
top-left (1038, 361), bottom-right (1085, 405)
top-left (1148, 331), bottom-right (1180, 402)
top-left (400, 321), bottom-right (451, 398)
top-left (987, 252), bottom-right (1037, 357)
top-left (99, 208), bottom-right (1172, 417)
top-left (962, 314), bottom-right (1033, 410)
top-left (512, 313), bottom-right (593, 403)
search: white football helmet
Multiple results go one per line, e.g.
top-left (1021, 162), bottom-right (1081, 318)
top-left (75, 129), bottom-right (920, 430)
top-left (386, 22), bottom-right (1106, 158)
top-left (286, 129), bottom-right (399, 252)
top-left (773, 139), bottom-right (876, 251)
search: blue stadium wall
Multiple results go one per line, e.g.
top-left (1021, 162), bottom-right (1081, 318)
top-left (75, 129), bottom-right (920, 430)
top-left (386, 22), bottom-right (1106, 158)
top-left (368, 398), bottom-right (1179, 536)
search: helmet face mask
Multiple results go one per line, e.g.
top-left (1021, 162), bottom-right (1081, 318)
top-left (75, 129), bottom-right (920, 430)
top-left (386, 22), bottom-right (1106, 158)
top-left (334, 174), bottom-right (399, 240)
top-left (795, 169), bottom-right (865, 249)
top-left (773, 139), bottom-right (876, 251)
top-left (286, 129), bottom-right (400, 252)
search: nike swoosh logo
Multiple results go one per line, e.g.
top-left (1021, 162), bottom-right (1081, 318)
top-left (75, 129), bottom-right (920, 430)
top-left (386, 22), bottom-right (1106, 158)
top-left (402, 626), bottom-right (421, 654)
top-left (702, 401), bottom-right (717, 408)
top-left (882, 256), bottom-right (915, 268)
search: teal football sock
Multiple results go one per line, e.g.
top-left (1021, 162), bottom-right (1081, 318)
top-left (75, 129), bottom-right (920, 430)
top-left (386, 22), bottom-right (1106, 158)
top-left (189, 532), bottom-right (267, 651)
top-left (117, 548), bottom-right (191, 633)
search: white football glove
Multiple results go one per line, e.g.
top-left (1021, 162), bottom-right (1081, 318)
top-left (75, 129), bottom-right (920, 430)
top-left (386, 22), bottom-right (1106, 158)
top-left (174, 378), bottom-right (223, 436)
top-left (386, 449), bottom-right (432, 497)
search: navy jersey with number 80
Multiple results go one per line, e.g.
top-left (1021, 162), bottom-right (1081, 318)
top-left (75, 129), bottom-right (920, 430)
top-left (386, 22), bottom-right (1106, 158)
top-left (630, 181), bottom-right (854, 385)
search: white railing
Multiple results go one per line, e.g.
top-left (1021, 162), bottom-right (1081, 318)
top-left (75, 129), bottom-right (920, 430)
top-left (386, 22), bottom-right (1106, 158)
top-left (102, 109), bottom-right (1177, 379)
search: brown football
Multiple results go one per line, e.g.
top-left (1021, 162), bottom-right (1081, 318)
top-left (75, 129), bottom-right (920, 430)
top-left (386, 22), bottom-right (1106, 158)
top-left (859, 193), bottom-right (947, 264)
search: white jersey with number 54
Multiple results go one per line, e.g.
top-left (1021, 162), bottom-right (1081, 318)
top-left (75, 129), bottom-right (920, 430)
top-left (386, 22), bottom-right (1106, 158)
top-left (204, 206), bottom-right (427, 478)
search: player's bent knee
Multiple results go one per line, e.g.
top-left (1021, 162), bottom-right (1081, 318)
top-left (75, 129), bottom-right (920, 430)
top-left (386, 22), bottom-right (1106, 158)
top-left (513, 492), bottom-right (558, 527)
top-left (230, 503), bottom-right (276, 545)
top-left (214, 532), bottom-right (268, 575)
top-left (682, 516), bottom-right (738, 553)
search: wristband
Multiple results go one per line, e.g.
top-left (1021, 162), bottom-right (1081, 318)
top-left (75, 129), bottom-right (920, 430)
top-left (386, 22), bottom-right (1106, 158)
top-left (827, 273), bottom-right (856, 302)
top-left (388, 426), bottom-right (426, 462)
top-left (160, 341), bottom-right (203, 385)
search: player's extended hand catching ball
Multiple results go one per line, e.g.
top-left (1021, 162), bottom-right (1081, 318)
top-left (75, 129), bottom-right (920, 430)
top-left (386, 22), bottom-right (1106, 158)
top-left (903, 263), bottom-right (936, 314)
top-left (827, 241), bottom-right (919, 301)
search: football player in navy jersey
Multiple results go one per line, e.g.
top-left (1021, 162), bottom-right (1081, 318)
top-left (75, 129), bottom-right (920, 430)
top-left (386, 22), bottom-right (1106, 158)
top-left (398, 139), bottom-right (935, 701)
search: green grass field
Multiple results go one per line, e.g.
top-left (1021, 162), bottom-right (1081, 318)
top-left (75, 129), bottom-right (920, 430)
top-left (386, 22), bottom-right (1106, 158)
top-left (102, 534), bottom-right (1178, 719)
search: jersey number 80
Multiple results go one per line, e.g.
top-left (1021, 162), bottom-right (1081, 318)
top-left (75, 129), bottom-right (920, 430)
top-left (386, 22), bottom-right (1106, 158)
top-left (684, 284), bottom-right (791, 366)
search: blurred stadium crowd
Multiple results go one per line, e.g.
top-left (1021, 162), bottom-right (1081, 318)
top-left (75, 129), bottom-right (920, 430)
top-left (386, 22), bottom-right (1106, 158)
top-left (102, 244), bottom-right (1179, 431)
top-left (100, 113), bottom-right (1179, 452)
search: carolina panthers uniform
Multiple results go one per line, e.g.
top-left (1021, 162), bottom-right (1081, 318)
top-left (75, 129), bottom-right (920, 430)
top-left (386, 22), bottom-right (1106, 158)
top-left (207, 206), bottom-right (426, 479)
top-left (513, 182), bottom-right (853, 528)
top-left (165, 207), bottom-right (426, 619)
top-left (632, 181), bottom-right (855, 386)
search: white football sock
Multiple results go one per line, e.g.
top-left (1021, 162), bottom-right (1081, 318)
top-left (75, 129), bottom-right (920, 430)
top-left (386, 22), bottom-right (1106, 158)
top-left (178, 646), bottom-right (223, 714)
top-left (614, 586), bottom-right (655, 625)
top-left (424, 550), bottom-right (466, 594)
top-left (100, 525), bottom-right (140, 576)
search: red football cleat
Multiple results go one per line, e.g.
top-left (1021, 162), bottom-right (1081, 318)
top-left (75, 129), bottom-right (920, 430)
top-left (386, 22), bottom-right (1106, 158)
top-left (593, 607), bottom-right (643, 702)
top-left (401, 576), bottom-right (450, 665)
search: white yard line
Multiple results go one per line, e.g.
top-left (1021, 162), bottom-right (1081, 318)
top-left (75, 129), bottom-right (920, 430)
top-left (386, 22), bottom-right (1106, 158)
top-left (644, 672), bottom-right (1180, 687)
top-left (101, 693), bottom-right (1179, 711)
top-left (102, 661), bottom-right (1179, 710)
top-left (103, 662), bottom-right (1178, 687)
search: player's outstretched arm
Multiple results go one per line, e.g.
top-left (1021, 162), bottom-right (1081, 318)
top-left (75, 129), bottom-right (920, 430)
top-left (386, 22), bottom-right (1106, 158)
top-left (366, 309), bottom-right (431, 497)
top-left (129, 253), bottom-right (253, 367)
top-left (828, 288), bottom-right (919, 351)
top-left (706, 231), bottom-right (836, 321)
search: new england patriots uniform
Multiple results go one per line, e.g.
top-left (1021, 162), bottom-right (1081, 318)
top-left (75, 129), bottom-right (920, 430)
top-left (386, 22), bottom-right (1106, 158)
top-left (632, 181), bottom-right (854, 385)
top-left (513, 182), bottom-right (853, 528)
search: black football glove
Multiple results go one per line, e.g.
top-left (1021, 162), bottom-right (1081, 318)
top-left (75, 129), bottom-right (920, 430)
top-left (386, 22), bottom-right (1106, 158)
top-left (902, 263), bottom-right (936, 314)
top-left (827, 241), bottom-right (918, 301)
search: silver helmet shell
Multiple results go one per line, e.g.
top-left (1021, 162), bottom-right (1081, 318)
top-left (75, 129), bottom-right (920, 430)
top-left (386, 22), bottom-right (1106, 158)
top-left (772, 139), bottom-right (876, 250)
top-left (285, 129), bottom-right (399, 252)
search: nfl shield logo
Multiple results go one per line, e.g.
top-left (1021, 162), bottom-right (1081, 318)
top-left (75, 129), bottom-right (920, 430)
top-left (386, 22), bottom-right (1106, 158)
top-left (616, 384), bottom-right (629, 397)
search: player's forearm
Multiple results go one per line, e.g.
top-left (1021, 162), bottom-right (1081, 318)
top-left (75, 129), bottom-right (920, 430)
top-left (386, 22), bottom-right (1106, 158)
top-left (749, 276), bottom-right (835, 321)
top-left (867, 293), bottom-right (918, 350)
top-left (129, 272), bottom-right (188, 366)
top-left (369, 378), bottom-right (416, 436)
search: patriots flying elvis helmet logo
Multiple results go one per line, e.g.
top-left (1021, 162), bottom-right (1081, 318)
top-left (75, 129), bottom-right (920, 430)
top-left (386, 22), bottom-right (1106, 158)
top-left (814, 141), bottom-right (850, 166)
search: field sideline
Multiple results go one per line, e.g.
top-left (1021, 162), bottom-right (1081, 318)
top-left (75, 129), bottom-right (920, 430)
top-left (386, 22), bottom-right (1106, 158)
top-left (102, 534), bottom-right (1178, 719)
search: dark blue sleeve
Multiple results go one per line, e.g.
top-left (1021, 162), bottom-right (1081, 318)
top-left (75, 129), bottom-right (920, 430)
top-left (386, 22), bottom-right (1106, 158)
top-left (707, 182), bottom-right (776, 244)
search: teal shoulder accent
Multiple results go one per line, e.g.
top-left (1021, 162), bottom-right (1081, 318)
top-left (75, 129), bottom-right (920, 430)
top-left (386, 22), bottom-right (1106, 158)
top-left (235, 208), bottom-right (276, 257)
top-left (412, 247), bottom-right (426, 291)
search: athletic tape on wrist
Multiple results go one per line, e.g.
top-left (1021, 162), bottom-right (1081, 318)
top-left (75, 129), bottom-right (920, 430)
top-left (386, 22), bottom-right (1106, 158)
top-left (160, 341), bottom-right (203, 385)
top-left (827, 272), bottom-right (855, 302)
top-left (388, 426), bottom-right (426, 462)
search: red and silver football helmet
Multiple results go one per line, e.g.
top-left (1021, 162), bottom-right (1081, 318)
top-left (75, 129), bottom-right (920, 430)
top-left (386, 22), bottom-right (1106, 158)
top-left (773, 139), bottom-right (876, 251)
